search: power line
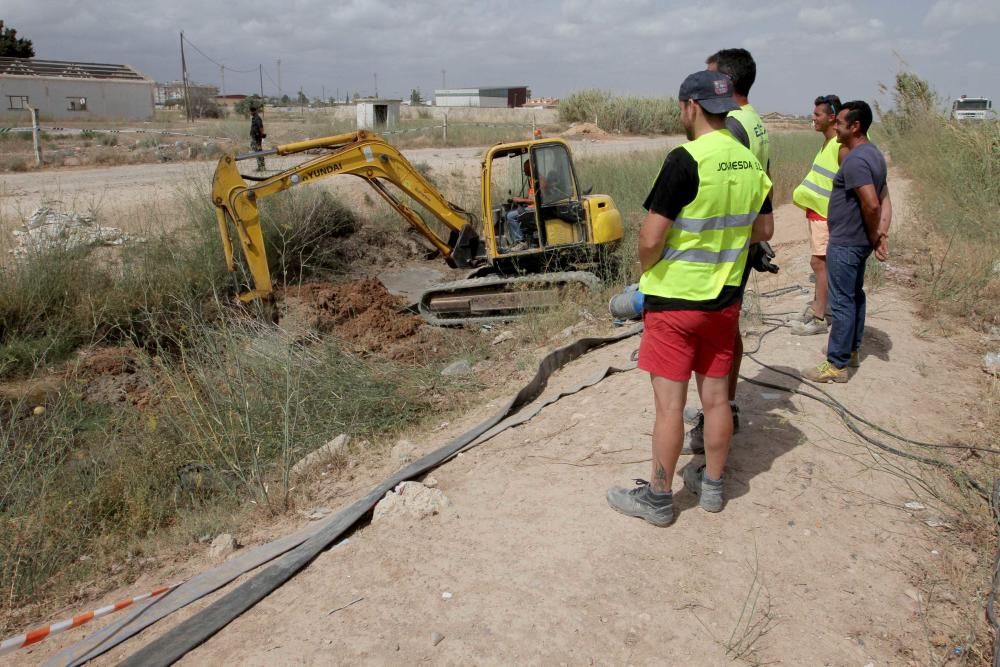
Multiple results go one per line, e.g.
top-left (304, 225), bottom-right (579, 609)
top-left (181, 33), bottom-right (257, 74)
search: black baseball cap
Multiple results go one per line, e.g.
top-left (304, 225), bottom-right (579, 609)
top-left (678, 70), bottom-right (739, 114)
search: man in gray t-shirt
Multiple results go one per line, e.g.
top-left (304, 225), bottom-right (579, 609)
top-left (827, 143), bottom-right (887, 246)
top-left (803, 100), bottom-right (890, 383)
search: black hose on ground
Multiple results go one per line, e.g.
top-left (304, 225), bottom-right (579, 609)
top-left (115, 327), bottom-right (642, 667)
top-left (989, 480), bottom-right (1000, 667)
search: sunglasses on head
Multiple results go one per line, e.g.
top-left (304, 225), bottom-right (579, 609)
top-left (817, 95), bottom-right (838, 115)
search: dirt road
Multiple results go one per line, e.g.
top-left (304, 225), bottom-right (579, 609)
top-left (14, 171), bottom-right (991, 665)
top-left (0, 135), bottom-right (680, 242)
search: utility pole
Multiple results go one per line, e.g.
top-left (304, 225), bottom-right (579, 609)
top-left (220, 65), bottom-right (225, 97)
top-left (180, 31), bottom-right (192, 122)
top-left (277, 59), bottom-right (282, 98)
top-left (442, 69), bottom-right (446, 89)
top-left (259, 64), bottom-right (264, 99)
top-left (373, 72), bottom-right (378, 98)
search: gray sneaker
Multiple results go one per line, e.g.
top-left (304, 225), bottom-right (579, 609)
top-left (683, 406), bottom-right (701, 424)
top-left (682, 464), bottom-right (725, 512)
top-left (788, 304), bottom-right (814, 324)
top-left (606, 479), bottom-right (674, 526)
top-left (790, 316), bottom-right (829, 336)
top-left (681, 406), bottom-right (740, 455)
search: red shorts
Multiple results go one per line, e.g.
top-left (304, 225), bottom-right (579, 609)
top-left (638, 303), bottom-right (741, 381)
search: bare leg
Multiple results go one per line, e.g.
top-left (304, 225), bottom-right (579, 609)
top-left (727, 333), bottom-right (742, 403)
top-left (649, 374), bottom-right (688, 493)
top-left (695, 373), bottom-right (733, 480)
top-left (811, 254), bottom-right (828, 318)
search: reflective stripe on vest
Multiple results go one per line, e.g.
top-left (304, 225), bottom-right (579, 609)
top-left (792, 136), bottom-right (841, 217)
top-left (728, 104), bottom-right (770, 168)
top-left (639, 129), bottom-right (772, 303)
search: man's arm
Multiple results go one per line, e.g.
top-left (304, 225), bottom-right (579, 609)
top-left (638, 211), bottom-right (673, 273)
top-left (874, 186), bottom-right (891, 261)
top-left (855, 183), bottom-right (882, 247)
top-left (750, 212), bottom-right (774, 244)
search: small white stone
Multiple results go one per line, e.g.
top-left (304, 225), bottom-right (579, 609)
top-left (441, 591), bottom-right (453, 600)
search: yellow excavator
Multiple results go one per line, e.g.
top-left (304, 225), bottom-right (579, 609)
top-left (211, 130), bottom-right (623, 325)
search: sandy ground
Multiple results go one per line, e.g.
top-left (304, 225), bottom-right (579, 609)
top-left (10, 166), bottom-right (992, 665)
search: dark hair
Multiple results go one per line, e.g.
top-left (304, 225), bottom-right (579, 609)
top-left (814, 94), bottom-right (841, 116)
top-left (840, 100), bottom-right (873, 134)
top-left (250, 106), bottom-right (259, 113)
top-left (706, 48), bottom-right (756, 96)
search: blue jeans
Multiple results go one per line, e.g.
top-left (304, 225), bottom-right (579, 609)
top-left (826, 244), bottom-right (872, 368)
top-left (506, 206), bottom-right (533, 243)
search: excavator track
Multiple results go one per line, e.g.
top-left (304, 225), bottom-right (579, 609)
top-left (417, 271), bottom-right (601, 326)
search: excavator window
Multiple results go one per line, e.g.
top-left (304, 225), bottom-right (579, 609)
top-left (532, 144), bottom-right (577, 206)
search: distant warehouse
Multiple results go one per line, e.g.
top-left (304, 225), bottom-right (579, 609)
top-left (434, 86), bottom-right (529, 108)
top-left (0, 57), bottom-right (154, 123)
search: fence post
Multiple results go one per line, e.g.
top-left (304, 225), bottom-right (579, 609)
top-left (443, 113), bottom-right (448, 145)
top-left (28, 107), bottom-right (42, 166)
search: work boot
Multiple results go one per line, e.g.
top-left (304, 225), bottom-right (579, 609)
top-left (681, 406), bottom-right (740, 455)
top-left (790, 316), bottom-right (829, 336)
top-left (821, 344), bottom-right (860, 368)
top-left (682, 464), bottom-right (725, 513)
top-left (802, 360), bottom-right (848, 383)
top-left (509, 241), bottom-right (528, 252)
top-left (606, 479), bottom-right (674, 526)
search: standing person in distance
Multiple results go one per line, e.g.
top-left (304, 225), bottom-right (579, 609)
top-left (250, 105), bottom-right (266, 172)
top-left (803, 100), bottom-right (890, 383)
top-left (606, 70), bottom-right (773, 526)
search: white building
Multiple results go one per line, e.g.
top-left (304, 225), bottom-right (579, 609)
top-left (356, 99), bottom-right (400, 130)
top-left (434, 86), bottom-right (528, 108)
top-left (0, 58), bottom-right (154, 122)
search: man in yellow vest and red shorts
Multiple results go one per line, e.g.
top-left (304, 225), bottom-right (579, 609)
top-left (606, 70), bottom-right (774, 526)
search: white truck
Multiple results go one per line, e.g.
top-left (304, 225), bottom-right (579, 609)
top-left (951, 95), bottom-right (993, 121)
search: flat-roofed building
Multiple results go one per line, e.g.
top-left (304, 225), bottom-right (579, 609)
top-left (0, 58), bottom-right (155, 122)
top-left (433, 86), bottom-right (529, 108)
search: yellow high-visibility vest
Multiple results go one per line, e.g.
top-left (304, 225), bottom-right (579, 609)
top-left (792, 136), bottom-right (841, 218)
top-left (640, 130), bottom-right (772, 302)
top-left (728, 104), bottom-right (770, 168)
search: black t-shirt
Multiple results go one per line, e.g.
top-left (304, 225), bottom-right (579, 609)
top-left (641, 143), bottom-right (772, 311)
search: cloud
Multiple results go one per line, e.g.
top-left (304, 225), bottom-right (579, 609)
top-left (925, 0), bottom-right (1000, 27)
top-left (798, 7), bottom-right (836, 31)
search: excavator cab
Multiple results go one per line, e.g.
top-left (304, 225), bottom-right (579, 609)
top-left (482, 139), bottom-right (622, 264)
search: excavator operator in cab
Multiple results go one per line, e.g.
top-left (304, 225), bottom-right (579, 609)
top-left (506, 157), bottom-right (538, 252)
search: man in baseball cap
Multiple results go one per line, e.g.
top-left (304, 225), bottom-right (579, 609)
top-left (678, 70), bottom-right (741, 120)
top-left (605, 70), bottom-right (773, 526)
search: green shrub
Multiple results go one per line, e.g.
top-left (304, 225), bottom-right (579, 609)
top-left (259, 188), bottom-right (359, 284)
top-left (561, 89), bottom-right (681, 135)
top-left (878, 71), bottom-right (1000, 323)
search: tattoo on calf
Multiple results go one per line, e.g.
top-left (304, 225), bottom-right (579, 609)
top-left (653, 463), bottom-right (667, 489)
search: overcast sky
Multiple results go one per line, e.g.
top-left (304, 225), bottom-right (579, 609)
top-left (5, 0), bottom-right (997, 113)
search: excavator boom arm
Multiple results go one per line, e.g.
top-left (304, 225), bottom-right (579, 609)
top-left (212, 130), bottom-right (480, 302)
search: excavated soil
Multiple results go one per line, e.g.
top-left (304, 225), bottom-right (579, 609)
top-left (277, 278), bottom-right (465, 363)
top-left (561, 122), bottom-right (610, 138)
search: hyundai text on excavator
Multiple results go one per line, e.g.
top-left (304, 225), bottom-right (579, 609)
top-left (211, 130), bottom-right (623, 325)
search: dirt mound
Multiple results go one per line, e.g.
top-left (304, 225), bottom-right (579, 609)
top-left (279, 279), bottom-right (423, 355)
top-left (561, 122), bottom-right (610, 138)
top-left (74, 346), bottom-right (155, 409)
